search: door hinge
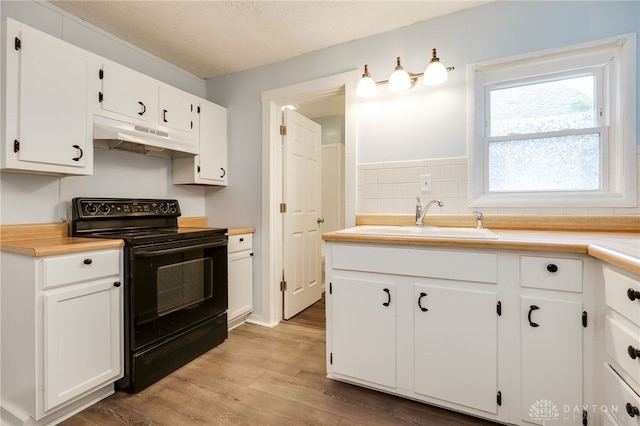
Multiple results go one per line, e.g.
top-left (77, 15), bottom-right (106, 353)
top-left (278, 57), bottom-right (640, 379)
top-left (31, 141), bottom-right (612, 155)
top-left (329, 282), bottom-right (333, 294)
top-left (582, 311), bottom-right (587, 328)
top-left (197, 106), bottom-right (201, 114)
top-left (330, 353), bottom-right (333, 365)
top-left (190, 121), bottom-right (193, 129)
top-left (280, 280), bottom-right (287, 291)
top-left (197, 165), bottom-right (201, 173)
top-left (280, 203), bottom-right (287, 213)
top-left (497, 301), bottom-right (502, 316)
top-left (496, 391), bottom-right (502, 406)
top-left (14, 37), bottom-right (21, 51)
top-left (99, 69), bottom-right (104, 80)
top-left (13, 140), bottom-right (19, 153)
top-left (280, 125), bottom-right (287, 136)
top-left (583, 409), bottom-right (588, 425)
top-left (98, 92), bottom-right (103, 103)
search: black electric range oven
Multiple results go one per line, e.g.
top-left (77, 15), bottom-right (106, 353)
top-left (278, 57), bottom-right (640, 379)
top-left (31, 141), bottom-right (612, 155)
top-left (72, 197), bottom-right (228, 392)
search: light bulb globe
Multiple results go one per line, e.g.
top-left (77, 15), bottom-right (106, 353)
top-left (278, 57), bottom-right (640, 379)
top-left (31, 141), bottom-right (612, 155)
top-left (388, 69), bottom-right (411, 92)
top-left (423, 61), bottom-right (448, 86)
top-left (356, 76), bottom-right (377, 97)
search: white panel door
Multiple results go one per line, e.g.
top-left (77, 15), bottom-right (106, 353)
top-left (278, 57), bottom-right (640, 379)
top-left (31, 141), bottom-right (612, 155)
top-left (283, 109), bottom-right (323, 319)
top-left (18, 26), bottom-right (88, 167)
top-left (330, 275), bottom-right (397, 388)
top-left (414, 282), bottom-right (498, 413)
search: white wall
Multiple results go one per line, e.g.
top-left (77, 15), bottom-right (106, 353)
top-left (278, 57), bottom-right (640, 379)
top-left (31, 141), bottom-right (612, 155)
top-left (0, 1), bottom-right (208, 225)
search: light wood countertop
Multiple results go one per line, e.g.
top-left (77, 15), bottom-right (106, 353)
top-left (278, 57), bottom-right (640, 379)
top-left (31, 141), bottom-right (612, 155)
top-left (227, 227), bottom-right (255, 236)
top-left (1, 221), bottom-right (255, 257)
top-left (324, 229), bottom-right (640, 275)
top-left (1, 237), bottom-right (124, 257)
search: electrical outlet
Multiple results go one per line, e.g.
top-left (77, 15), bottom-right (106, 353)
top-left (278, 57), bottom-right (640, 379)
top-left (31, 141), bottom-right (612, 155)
top-left (420, 174), bottom-right (432, 192)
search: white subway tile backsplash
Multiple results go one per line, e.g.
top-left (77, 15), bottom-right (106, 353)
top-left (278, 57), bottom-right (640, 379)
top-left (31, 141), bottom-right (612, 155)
top-left (378, 183), bottom-right (393, 199)
top-left (377, 168), bottom-right (393, 184)
top-left (441, 165), bottom-right (459, 181)
top-left (356, 152), bottom-right (640, 216)
top-left (362, 169), bottom-right (378, 184)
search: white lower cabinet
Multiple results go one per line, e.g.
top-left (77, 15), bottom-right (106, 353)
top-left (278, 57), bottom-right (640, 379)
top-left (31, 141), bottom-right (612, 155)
top-left (603, 266), bottom-right (640, 426)
top-left (414, 282), bottom-right (498, 413)
top-left (325, 242), bottom-right (597, 426)
top-left (1, 248), bottom-right (123, 425)
top-left (227, 233), bottom-right (253, 326)
top-left (520, 296), bottom-right (584, 425)
top-left (330, 276), bottom-right (397, 388)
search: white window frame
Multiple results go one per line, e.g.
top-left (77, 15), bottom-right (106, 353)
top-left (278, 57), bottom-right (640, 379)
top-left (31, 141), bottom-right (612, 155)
top-left (468, 34), bottom-right (637, 208)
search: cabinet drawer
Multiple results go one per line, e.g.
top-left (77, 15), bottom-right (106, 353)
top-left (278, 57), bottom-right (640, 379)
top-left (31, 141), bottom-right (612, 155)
top-left (604, 267), bottom-right (640, 328)
top-left (228, 234), bottom-right (252, 253)
top-left (604, 363), bottom-right (640, 426)
top-left (43, 249), bottom-right (120, 289)
top-left (606, 316), bottom-right (640, 391)
top-left (520, 256), bottom-right (582, 292)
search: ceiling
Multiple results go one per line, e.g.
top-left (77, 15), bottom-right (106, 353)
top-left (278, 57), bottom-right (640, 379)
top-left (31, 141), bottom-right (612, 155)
top-left (50, 1), bottom-right (489, 80)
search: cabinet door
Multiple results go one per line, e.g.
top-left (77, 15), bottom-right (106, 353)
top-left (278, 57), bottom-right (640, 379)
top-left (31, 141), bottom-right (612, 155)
top-left (13, 24), bottom-right (89, 169)
top-left (159, 85), bottom-right (197, 135)
top-left (414, 282), bottom-right (498, 413)
top-left (330, 276), bottom-right (396, 388)
top-left (99, 62), bottom-right (156, 124)
top-left (44, 278), bottom-right (122, 411)
top-left (198, 100), bottom-right (228, 184)
top-left (521, 296), bottom-right (583, 425)
top-left (228, 247), bottom-right (253, 321)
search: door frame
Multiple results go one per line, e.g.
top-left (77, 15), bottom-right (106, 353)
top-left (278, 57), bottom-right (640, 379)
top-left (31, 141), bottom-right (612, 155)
top-left (255, 70), bottom-right (358, 326)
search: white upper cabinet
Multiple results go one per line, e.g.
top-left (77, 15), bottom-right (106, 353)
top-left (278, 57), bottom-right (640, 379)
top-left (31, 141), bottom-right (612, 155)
top-left (98, 62), bottom-right (157, 124)
top-left (173, 99), bottom-right (228, 185)
top-left (158, 85), bottom-right (198, 134)
top-left (1, 18), bottom-right (92, 175)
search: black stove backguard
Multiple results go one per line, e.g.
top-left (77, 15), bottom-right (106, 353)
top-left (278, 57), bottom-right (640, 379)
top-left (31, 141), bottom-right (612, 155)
top-left (71, 197), bottom-right (228, 393)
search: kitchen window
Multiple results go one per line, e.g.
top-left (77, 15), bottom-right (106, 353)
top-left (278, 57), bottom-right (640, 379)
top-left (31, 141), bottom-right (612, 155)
top-left (468, 34), bottom-right (637, 208)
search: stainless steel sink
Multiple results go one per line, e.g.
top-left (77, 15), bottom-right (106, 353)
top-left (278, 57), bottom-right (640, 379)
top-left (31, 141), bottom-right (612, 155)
top-left (336, 225), bottom-right (498, 240)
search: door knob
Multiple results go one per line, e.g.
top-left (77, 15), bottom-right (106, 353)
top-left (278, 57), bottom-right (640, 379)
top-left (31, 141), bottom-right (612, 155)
top-left (317, 218), bottom-right (325, 224)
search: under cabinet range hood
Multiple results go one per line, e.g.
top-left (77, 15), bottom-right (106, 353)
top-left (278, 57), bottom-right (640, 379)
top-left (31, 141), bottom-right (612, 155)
top-left (92, 115), bottom-right (198, 157)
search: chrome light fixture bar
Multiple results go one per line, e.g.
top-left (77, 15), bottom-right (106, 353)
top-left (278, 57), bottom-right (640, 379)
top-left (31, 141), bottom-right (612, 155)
top-left (356, 48), bottom-right (454, 97)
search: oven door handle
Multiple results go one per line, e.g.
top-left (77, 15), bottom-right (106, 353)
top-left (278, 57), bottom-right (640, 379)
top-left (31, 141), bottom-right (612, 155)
top-left (133, 240), bottom-right (227, 258)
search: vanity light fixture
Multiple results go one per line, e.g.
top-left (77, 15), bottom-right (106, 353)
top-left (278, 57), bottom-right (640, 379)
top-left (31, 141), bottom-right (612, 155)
top-left (356, 48), bottom-right (454, 97)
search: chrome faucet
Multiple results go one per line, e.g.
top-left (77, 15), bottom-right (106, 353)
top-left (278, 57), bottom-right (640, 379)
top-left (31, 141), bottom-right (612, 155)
top-left (473, 210), bottom-right (484, 229)
top-left (415, 198), bottom-right (443, 227)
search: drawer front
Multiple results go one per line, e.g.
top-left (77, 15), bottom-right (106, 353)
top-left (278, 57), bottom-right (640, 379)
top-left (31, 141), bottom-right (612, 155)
top-left (604, 363), bottom-right (640, 426)
top-left (606, 316), bottom-right (640, 390)
top-left (228, 234), bottom-right (253, 253)
top-left (605, 267), bottom-right (640, 328)
top-left (43, 249), bottom-right (121, 289)
top-left (520, 256), bottom-right (582, 292)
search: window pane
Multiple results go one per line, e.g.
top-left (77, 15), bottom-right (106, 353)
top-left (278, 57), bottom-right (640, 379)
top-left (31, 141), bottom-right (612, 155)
top-left (488, 134), bottom-right (601, 192)
top-left (489, 76), bottom-right (595, 137)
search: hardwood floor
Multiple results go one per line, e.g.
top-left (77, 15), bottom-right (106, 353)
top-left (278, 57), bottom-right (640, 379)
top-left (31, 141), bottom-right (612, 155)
top-left (62, 320), bottom-right (495, 425)
top-left (284, 293), bottom-right (326, 329)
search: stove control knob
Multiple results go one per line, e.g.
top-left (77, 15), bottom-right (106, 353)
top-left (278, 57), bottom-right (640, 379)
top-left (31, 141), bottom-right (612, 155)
top-left (159, 203), bottom-right (168, 214)
top-left (84, 203), bottom-right (97, 214)
top-left (98, 203), bottom-right (111, 215)
top-left (168, 203), bottom-right (177, 214)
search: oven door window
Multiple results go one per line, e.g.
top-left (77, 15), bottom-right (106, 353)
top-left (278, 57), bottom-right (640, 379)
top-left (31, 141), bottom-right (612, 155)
top-left (157, 258), bottom-right (212, 316)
